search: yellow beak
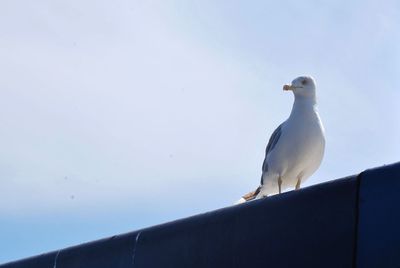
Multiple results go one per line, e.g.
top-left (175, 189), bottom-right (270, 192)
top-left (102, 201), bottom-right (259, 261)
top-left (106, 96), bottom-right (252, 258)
top-left (283, 84), bottom-right (293, 91)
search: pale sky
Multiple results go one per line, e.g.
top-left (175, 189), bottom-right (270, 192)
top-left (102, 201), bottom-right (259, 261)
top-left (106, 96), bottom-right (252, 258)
top-left (1, 0), bottom-right (399, 264)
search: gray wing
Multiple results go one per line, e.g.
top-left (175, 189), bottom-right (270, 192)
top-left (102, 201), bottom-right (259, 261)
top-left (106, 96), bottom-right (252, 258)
top-left (260, 123), bottom-right (283, 184)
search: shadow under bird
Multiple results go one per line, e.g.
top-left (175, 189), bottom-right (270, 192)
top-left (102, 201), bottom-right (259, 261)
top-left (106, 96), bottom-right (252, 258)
top-left (237, 76), bottom-right (325, 203)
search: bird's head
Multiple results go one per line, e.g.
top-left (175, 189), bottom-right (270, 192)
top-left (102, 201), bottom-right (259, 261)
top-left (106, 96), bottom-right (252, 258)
top-left (283, 76), bottom-right (316, 99)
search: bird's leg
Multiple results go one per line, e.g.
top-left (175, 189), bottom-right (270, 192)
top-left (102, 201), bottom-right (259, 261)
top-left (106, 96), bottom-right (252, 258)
top-left (278, 176), bottom-right (282, 194)
top-left (295, 177), bottom-right (302, 190)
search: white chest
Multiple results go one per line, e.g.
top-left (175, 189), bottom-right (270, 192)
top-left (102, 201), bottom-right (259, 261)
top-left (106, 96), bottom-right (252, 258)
top-left (268, 104), bottom-right (325, 178)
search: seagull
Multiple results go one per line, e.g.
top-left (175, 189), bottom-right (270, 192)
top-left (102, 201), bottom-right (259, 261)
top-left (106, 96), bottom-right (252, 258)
top-left (237, 76), bottom-right (325, 203)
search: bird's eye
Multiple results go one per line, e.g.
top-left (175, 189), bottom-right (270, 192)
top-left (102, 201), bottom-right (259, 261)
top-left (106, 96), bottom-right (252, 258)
top-left (301, 79), bottom-right (307, 85)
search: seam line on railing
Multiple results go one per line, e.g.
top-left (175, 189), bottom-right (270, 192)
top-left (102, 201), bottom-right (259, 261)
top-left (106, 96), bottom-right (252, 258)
top-left (53, 250), bottom-right (61, 268)
top-left (132, 232), bottom-right (141, 267)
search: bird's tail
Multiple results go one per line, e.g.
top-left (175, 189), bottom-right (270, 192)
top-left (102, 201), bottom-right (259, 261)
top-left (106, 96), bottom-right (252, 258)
top-left (234, 186), bottom-right (261, 204)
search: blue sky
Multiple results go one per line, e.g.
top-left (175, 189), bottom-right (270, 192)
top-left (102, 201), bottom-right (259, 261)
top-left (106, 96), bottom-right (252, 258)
top-left (1, 0), bottom-right (399, 264)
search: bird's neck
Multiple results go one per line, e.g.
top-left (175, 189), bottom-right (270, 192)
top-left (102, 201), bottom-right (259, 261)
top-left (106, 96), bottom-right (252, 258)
top-left (290, 97), bottom-right (318, 118)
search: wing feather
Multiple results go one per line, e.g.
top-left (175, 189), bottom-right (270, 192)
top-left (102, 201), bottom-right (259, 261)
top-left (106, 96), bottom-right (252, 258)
top-left (260, 123), bottom-right (283, 184)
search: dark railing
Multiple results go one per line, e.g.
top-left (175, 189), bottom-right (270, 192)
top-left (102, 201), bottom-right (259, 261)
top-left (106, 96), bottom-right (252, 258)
top-left (1, 162), bottom-right (399, 268)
